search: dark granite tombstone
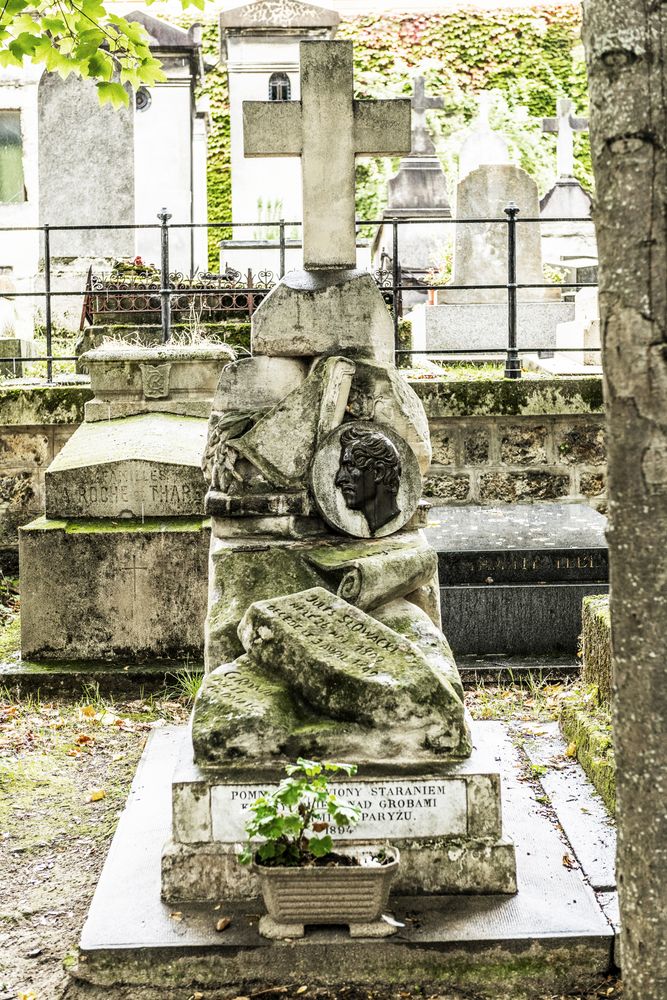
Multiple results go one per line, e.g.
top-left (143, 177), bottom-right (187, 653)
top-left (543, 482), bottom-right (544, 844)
top-left (423, 503), bottom-right (608, 656)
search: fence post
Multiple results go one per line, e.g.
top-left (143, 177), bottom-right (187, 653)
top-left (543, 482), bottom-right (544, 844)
top-left (158, 207), bottom-right (172, 343)
top-left (279, 218), bottom-right (286, 279)
top-left (504, 202), bottom-right (521, 380)
top-left (43, 224), bottom-right (53, 384)
top-left (392, 219), bottom-right (400, 356)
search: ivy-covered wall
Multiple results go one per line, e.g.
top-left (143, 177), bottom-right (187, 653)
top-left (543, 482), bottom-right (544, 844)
top-left (197, 3), bottom-right (589, 268)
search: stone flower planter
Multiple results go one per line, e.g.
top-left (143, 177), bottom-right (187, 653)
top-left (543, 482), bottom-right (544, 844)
top-left (253, 846), bottom-right (400, 940)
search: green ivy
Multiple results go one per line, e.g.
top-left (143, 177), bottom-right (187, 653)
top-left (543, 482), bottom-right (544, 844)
top-left (182, 6), bottom-right (590, 264)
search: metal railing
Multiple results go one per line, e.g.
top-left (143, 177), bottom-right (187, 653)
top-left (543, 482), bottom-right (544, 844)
top-left (0, 206), bottom-right (598, 382)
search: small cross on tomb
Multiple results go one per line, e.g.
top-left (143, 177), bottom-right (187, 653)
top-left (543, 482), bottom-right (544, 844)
top-left (243, 40), bottom-right (411, 270)
top-left (410, 75), bottom-right (444, 156)
top-left (542, 97), bottom-right (589, 179)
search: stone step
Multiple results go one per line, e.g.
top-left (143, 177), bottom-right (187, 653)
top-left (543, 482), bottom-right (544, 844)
top-left (424, 503), bottom-right (609, 655)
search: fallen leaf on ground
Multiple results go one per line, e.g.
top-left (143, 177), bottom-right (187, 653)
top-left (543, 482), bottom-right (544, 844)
top-left (562, 853), bottom-right (574, 869)
top-left (295, 986), bottom-right (308, 994)
top-left (75, 734), bottom-right (94, 745)
top-left (89, 789), bottom-right (106, 802)
top-left (566, 742), bottom-right (577, 758)
top-left (170, 911), bottom-right (183, 921)
top-left (81, 705), bottom-right (96, 718)
top-left (215, 916), bottom-right (231, 932)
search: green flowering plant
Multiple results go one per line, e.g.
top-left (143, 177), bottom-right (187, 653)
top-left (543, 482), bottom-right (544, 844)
top-left (239, 758), bottom-right (362, 868)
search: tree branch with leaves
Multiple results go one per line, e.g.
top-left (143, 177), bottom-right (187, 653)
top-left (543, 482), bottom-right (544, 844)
top-left (0, 0), bottom-right (203, 107)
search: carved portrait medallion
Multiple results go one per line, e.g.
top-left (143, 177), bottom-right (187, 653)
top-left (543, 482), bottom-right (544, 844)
top-left (310, 420), bottom-right (421, 538)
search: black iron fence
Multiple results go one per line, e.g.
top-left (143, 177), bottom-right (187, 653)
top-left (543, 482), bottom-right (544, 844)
top-left (0, 206), bottom-right (598, 382)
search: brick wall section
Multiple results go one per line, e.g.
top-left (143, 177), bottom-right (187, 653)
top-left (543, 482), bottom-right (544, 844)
top-left (0, 376), bottom-right (606, 566)
top-left (411, 376), bottom-right (606, 510)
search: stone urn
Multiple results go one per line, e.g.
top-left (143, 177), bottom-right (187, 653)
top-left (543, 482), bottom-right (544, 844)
top-left (253, 846), bottom-right (400, 940)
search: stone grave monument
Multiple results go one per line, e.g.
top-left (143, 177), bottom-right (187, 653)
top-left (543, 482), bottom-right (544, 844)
top-left (154, 41), bottom-right (517, 926)
top-left (75, 42), bottom-right (616, 992)
top-left (371, 76), bottom-right (451, 307)
top-left (19, 342), bottom-right (233, 661)
top-left (540, 97), bottom-right (597, 273)
top-left (411, 161), bottom-right (574, 357)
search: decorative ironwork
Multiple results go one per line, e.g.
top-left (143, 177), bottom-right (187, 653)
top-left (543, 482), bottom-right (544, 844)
top-left (82, 263), bottom-right (397, 329)
top-left (373, 266), bottom-right (399, 314)
top-left (83, 265), bottom-right (277, 328)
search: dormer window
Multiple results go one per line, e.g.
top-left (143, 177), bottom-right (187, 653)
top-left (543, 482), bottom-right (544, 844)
top-left (268, 72), bottom-right (290, 102)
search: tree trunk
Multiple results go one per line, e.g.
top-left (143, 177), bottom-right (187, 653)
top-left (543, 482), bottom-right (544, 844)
top-left (582, 2), bottom-right (667, 996)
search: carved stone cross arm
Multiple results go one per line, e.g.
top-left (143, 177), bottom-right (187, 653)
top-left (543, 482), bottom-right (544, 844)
top-left (542, 97), bottom-right (589, 179)
top-left (243, 40), bottom-right (411, 270)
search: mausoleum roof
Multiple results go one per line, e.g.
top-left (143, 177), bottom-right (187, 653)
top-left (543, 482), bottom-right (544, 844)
top-left (126, 11), bottom-right (202, 51)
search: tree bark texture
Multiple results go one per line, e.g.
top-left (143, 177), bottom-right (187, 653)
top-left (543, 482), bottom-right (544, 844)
top-left (583, 2), bottom-right (667, 995)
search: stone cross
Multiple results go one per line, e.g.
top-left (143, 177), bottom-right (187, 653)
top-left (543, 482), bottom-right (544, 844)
top-left (411, 75), bottom-right (444, 156)
top-left (243, 40), bottom-right (411, 270)
top-left (542, 97), bottom-right (589, 179)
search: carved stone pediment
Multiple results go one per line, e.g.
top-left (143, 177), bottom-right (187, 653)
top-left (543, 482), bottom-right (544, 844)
top-left (221, 0), bottom-right (339, 30)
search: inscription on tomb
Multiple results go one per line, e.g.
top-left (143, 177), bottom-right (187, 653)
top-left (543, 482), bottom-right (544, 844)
top-left (46, 460), bottom-right (206, 518)
top-left (210, 778), bottom-right (468, 842)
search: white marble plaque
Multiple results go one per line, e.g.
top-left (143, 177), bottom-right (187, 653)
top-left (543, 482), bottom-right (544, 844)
top-left (210, 778), bottom-right (467, 842)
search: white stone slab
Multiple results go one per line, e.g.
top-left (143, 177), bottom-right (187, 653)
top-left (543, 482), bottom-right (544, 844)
top-left (412, 300), bottom-right (575, 354)
top-left (210, 777), bottom-right (468, 843)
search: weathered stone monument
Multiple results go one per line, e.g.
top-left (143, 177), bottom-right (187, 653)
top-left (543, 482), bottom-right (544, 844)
top-left (19, 343), bottom-right (232, 661)
top-left (411, 161), bottom-right (575, 355)
top-left (371, 76), bottom-right (451, 305)
top-left (155, 40), bottom-right (516, 921)
top-left (540, 97), bottom-right (597, 278)
top-left (76, 41), bottom-right (615, 992)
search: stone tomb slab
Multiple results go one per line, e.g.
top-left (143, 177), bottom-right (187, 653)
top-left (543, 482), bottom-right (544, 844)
top-left (19, 516), bottom-right (210, 661)
top-left (165, 723), bottom-right (514, 900)
top-left (75, 723), bottom-right (613, 994)
top-left (424, 504), bottom-right (608, 656)
top-left (45, 413), bottom-right (208, 518)
top-left (237, 587), bottom-right (468, 754)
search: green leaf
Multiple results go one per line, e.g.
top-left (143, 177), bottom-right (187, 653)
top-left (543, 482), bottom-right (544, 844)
top-left (308, 835), bottom-right (333, 858)
top-left (97, 81), bottom-right (129, 108)
top-left (88, 50), bottom-right (113, 81)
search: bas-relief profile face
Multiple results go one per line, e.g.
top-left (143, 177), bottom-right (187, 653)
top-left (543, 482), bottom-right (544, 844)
top-left (334, 426), bottom-right (402, 535)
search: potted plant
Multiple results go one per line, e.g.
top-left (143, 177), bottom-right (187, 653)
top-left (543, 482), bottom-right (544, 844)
top-left (239, 758), bottom-right (400, 939)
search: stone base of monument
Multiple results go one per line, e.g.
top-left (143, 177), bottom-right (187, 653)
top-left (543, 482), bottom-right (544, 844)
top-left (74, 722), bottom-right (614, 993)
top-left (411, 301), bottom-right (575, 357)
top-left (424, 504), bottom-right (608, 656)
top-left (19, 516), bottom-right (210, 660)
top-left (0, 336), bottom-right (37, 377)
top-left (160, 728), bottom-right (517, 902)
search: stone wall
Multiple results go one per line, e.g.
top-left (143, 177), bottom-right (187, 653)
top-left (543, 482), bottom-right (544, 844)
top-left (0, 376), bottom-right (606, 569)
top-left (0, 385), bottom-right (92, 569)
top-left (414, 377), bottom-right (606, 509)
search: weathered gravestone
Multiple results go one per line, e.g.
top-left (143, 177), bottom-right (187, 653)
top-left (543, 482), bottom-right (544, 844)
top-left (157, 40), bottom-right (517, 919)
top-left (372, 76), bottom-right (452, 306)
top-left (19, 343), bottom-right (233, 661)
top-left (411, 163), bottom-right (574, 355)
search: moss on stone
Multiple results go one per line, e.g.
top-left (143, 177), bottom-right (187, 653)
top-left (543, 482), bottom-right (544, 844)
top-left (23, 515), bottom-right (210, 534)
top-left (581, 594), bottom-right (611, 706)
top-left (0, 385), bottom-right (93, 426)
top-left (412, 375), bottom-right (604, 418)
top-left (559, 686), bottom-right (615, 814)
top-left (0, 614), bottom-right (20, 660)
